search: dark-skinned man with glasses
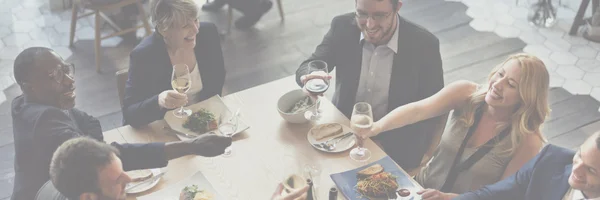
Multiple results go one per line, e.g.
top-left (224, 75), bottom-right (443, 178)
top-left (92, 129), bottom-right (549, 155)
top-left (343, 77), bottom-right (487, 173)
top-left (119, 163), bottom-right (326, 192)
top-left (10, 47), bottom-right (231, 200)
top-left (295, 0), bottom-right (446, 171)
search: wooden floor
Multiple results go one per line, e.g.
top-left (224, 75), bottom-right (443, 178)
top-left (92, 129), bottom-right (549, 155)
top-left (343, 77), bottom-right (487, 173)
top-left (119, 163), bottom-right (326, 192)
top-left (0, 0), bottom-right (599, 198)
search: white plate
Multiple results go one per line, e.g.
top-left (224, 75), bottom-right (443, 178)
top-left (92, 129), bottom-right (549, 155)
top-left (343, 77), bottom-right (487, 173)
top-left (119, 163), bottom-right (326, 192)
top-left (126, 168), bottom-right (162, 194)
top-left (164, 95), bottom-right (250, 141)
top-left (307, 123), bottom-right (356, 153)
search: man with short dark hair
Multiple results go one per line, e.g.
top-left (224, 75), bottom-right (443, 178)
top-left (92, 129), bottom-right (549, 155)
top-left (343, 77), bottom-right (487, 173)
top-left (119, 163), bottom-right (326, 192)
top-left (11, 47), bottom-right (231, 200)
top-left (43, 137), bottom-right (310, 200)
top-left (448, 131), bottom-right (600, 200)
top-left (295, 0), bottom-right (445, 170)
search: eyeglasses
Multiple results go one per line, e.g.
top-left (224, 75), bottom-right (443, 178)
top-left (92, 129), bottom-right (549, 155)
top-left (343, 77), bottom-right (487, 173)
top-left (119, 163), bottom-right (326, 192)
top-left (49, 63), bottom-right (75, 83)
top-left (355, 11), bottom-right (394, 22)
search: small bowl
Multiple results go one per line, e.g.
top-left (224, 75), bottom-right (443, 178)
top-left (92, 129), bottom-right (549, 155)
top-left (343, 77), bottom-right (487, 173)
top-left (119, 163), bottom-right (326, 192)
top-left (277, 89), bottom-right (316, 124)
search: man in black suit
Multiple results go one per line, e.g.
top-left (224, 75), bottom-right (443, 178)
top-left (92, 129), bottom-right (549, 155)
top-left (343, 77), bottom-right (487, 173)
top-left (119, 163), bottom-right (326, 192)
top-left (10, 47), bottom-right (231, 200)
top-left (296, 0), bottom-right (446, 170)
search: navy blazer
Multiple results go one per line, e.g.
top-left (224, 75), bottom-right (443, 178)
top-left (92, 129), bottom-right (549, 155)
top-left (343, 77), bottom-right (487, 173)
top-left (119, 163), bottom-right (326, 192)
top-left (123, 22), bottom-right (226, 127)
top-left (456, 144), bottom-right (574, 200)
top-left (295, 13), bottom-right (446, 169)
top-left (10, 95), bottom-right (168, 200)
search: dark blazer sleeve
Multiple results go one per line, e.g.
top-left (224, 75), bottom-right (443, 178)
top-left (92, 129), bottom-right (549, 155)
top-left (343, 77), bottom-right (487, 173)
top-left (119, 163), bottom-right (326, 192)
top-left (111, 142), bottom-right (168, 171)
top-left (71, 108), bottom-right (103, 141)
top-left (456, 145), bottom-right (552, 200)
top-left (295, 16), bottom-right (339, 87)
top-left (122, 46), bottom-right (166, 128)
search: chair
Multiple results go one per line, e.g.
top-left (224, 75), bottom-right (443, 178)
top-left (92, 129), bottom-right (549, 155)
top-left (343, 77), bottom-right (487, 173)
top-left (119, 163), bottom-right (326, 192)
top-left (69, 0), bottom-right (153, 73)
top-left (569, 0), bottom-right (599, 36)
top-left (116, 68), bottom-right (129, 107)
top-left (225, 0), bottom-right (285, 34)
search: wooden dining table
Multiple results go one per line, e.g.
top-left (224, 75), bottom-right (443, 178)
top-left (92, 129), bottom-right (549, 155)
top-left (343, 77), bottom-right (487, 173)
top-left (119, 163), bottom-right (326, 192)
top-left (103, 75), bottom-right (422, 200)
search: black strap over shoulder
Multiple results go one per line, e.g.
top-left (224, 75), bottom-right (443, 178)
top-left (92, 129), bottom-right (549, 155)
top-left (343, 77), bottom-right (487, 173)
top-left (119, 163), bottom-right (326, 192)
top-left (440, 106), bottom-right (510, 193)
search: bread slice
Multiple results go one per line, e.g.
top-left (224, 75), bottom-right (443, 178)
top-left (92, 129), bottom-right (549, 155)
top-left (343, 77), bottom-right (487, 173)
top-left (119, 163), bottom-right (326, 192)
top-left (126, 169), bottom-right (153, 182)
top-left (311, 123), bottom-right (343, 141)
top-left (357, 164), bottom-right (384, 177)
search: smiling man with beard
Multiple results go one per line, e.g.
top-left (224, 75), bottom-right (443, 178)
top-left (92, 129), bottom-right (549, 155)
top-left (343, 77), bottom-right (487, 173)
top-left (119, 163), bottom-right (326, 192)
top-left (295, 0), bottom-right (445, 170)
top-left (10, 47), bottom-right (231, 200)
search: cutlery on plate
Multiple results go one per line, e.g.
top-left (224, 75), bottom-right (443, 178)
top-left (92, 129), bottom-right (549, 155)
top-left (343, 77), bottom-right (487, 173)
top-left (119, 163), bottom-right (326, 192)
top-left (321, 132), bottom-right (353, 145)
top-left (316, 132), bottom-right (354, 151)
top-left (125, 171), bottom-right (165, 192)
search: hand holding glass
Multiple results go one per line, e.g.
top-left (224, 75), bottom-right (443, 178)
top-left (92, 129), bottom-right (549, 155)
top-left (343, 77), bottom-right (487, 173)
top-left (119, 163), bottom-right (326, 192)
top-left (350, 102), bottom-right (373, 162)
top-left (171, 64), bottom-right (192, 118)
top-left (303, 60), bottom-right (329, 121)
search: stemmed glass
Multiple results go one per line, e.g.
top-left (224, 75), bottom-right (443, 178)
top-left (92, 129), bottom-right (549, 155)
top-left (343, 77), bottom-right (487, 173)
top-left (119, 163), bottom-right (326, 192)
top-left (349, 102), bottom-right (373, 162)
top-left (303, 60), bottom-right (330, 121)
top-left (171, 64), bottom-right (192, 118)
top-left (218, 111), bottom-right (238, 157)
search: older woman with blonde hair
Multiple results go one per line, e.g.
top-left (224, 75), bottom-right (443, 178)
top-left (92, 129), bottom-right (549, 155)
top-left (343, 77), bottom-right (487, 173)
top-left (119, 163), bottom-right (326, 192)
top-left (123, 0), bottom-right (225, 127)
top-left (357, 53), bottom-right (551, 199)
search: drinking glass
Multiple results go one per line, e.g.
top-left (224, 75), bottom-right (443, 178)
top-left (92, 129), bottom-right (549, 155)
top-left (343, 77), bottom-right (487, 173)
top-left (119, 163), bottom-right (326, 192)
top-left (303, 60), bottom-right (330, 121)
top-left (349, 102), bottom-right (373, 162)
top-left (171, 64), bottom-right (192, 118)
top-left (218, 111), bottom-right (238, 157)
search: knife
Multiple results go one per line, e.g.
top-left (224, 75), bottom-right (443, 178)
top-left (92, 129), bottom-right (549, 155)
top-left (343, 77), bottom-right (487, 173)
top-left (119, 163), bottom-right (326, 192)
top-left (323, 132), bottom-right (354, 143)
top-left (125, 171), bottom-right (165, 192)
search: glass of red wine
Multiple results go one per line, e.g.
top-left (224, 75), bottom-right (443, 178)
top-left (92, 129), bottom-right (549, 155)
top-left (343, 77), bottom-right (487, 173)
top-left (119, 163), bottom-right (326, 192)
top-left (303, 60), bottom-right (329, 121)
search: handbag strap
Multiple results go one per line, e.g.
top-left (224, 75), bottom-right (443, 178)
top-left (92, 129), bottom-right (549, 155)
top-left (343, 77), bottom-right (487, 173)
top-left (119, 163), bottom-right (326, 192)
top-left (439, 107), bottom-right (510, 193)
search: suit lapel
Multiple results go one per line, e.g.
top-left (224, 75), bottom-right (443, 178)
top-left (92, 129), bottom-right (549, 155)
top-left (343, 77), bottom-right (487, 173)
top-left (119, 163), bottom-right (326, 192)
top-left (338, 22), bottom-right (363, 117)
top-left (545, 164), bottom-right (572, 200)
top-left (388, 17), bottom-right (417, 112)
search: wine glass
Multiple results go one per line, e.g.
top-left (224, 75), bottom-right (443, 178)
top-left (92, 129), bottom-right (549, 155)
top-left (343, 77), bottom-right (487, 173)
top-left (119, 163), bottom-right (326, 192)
top-left (218, 111), bottom-right (238, 157)
top-left (171, 64), bottom-right (192, 118)
top-left (349, 102), bottom-right (373, 162)
top-left (303, 60), bottom-right (330, 121)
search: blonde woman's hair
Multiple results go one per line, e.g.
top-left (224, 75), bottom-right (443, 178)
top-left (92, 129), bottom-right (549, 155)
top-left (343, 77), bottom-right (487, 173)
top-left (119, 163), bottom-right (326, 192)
top-left (150, 0), bottom-right (199, 33)
top-left (457, 53), bottom-right (550, 155)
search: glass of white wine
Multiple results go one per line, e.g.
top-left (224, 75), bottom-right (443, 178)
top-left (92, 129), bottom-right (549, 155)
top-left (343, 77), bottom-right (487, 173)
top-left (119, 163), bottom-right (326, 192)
top-left (171, 64), bottom-right (192, 118)
top-left (218, 111), bottom-right (238, 157)
top-left (349, 102), bottom-right (373, 162)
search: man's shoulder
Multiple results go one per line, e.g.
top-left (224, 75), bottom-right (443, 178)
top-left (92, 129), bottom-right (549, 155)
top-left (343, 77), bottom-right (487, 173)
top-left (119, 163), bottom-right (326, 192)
top-left (397, 16), bottom-right (438, 44)
top-left (11, 96), bottom-right (65, 123)
top-left (330, 12), bottom-right (359, 29)
top-left (535, 144), bottom-right (575, 166)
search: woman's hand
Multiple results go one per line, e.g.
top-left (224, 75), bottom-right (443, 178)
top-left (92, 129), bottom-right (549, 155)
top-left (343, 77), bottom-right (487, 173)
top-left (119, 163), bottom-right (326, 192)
top-left (158, 90), bottom-right (188, 109)
top-left (355, 120), bottom-right (384, 139)
top-left (417, 189), bottom-right (458, 200)
top-left (271, 183), bottom-right (309, 200)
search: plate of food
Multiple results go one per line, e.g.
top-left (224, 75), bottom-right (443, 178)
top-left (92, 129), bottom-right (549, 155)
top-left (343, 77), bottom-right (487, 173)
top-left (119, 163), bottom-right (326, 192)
top-left (307, 123), bottom-right (356, 153)
top-left (137, 170), bottom-right (224, 200)
top-left (164, 95), bottom-right (250, 141)
top-left (125, 168), bottom-right (163, 194)
top-left (330, 156), bottom-right (422, 200)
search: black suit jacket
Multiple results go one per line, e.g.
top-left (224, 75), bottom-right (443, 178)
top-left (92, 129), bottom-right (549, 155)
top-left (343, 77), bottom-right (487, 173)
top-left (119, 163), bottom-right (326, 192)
top-left (123, 22), bottom-right (226, 127)
top-left (295, 13), bottom-right (446, 169)
top-left (11, 95), bottom-right (168, 200)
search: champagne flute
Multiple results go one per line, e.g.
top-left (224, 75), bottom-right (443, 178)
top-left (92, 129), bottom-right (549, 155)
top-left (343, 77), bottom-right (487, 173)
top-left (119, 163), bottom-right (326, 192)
top-left (171, 64), bottom-right (192, 118)
top-left (218, 111), bottom-right (238, 157)
top-left (303, 60), bottom-right (330, 121)
top-left (349, 102), bottom-right (373, 162)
